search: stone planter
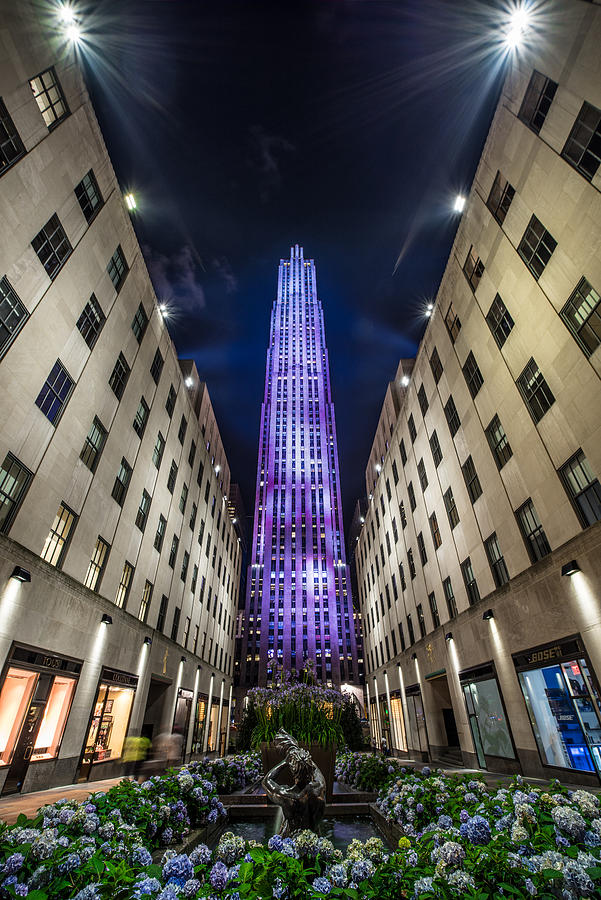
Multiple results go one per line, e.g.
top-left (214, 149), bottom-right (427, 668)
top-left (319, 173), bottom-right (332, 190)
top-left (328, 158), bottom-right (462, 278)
top-left (261, 742), bottom-right (336, 801)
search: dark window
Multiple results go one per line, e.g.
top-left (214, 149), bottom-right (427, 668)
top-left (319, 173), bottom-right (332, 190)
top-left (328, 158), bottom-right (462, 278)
top-left (188, 440), bottom-right (197, 468)
top-left (429, 346), bottom-right (443, 383)
top-left (171, 606), bottom-right (181, 642)
top-left (516, 498), bottom-right (551, 562)
top-left (461, 557), bottom-right (480, 606)
top-left (486, 293), bottom-right (514, 348)
top-left (429, 512), bottom-right (442, 550)
top-left (74, 169), bottom-right (103, 223)
top-left (150, 348), bottom-right (164, 384)
top-left (444, 395), bottom-right (460, 437)
top-left (76, 293), bottom-right (105, 349)
top-left (191, 564), bottom-right (198, 593)
top-left (417, 604), bottom-right (426, 638)
top-left (443, 486), bottom-right (460, 529)
top-left (154, 514), bottom-right (166, 552)
top-left (417, 384), bottom-right (428, 416)
top-left (31, 214), bottom-right (71, 278)
top-left (462, 455), bottom-right (482, 503)
top-left (29, 67), bottom-right (69, 129)
top-left (486, 414), bottom-right (513, 469)
top-left (157, 595), bottom-right (169, 633)
top-left (518, 215), bottom-right (557, 280)
top-left (485, 532), bottom-right (510, 587)
top-left (518, 70), bottom-right (557, 133)
top-left (80, 416), bottom-right (107, 472)
top-left (165, 384), bottom-right (176, 418)
top-left (386, 478), bottom-right (392, 502)
top-left (399, 561), bottom-right (406, 591)
top-left (559, 449), bottom-right (601, 527)
top-left (407, 548), bottom-right (416, 579)
top-left (429, 592), bottom-right (440, 628)
top-left (108, 352), bottom-right (130, 400)
top-left (35, 359), bottom-right (73, 424)
top-left (133, 397), bottom-right (149, 438)
top-left (417, 531), bottom-right (427, 565)
top-left (131, 303), bottom-right (148, 343)
top-left (111, 457), bottom-right (132, 506)
top-left (135, 489), bottom-right (151, 532)
top-left (516, 357), bottom-right (555, 423)
top-left (189, 501), bottom-right (198, 530)
top-left (406, 614), bottom-right (415, 645)
top-left (181, 550), bottom-right (190, 583)
top-left (152, 432), bottom-right (165, 469)
top-left (463, 246), bottom-right (484, 292)
top-left (168, 534), bottom-right (179, 569)
top-left (408, 414), bottom-right (417, 443)
top-left (0, 276), bottom-right (28, 357)
top-left (417, 458), bottom-right (428, 492)
top-left (429, 430), bottom-right (443, 467)
top-left (443, 577), bottom-right (458, 618)
top-left (562, 101), bottom-right (601, 180)
top-left (462, 351), bottom-right (484, 398)
top-left (0, 97), bottom-right (25, 172)
top-left (0, 453), bottom-right (32, 534)
top-left (107, 245), bottom-right (128, 292)
top-left (486, 170), bottom-right (515, 224)
top-left (560, 277), bottom-right (601, 357)
top-left (400, 500), bottom-right (407, 529)
top-left (178, 415), bottom-right (187, 445)
top-left (167, 460), bottom-right (178, 494)
top-left (408, 481), bottom-right (416, 512)
top-left (392, 459), bottom-right (399, 485)
top-left (179, 482), bottom-right (188, 513)
top-left (400, 438), bottom-right (407, 466)
top-left (392, 517), bottom-right (398, 543)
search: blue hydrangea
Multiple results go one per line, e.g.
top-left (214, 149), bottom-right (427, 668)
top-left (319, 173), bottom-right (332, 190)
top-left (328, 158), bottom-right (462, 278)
top-left (312, 877), bottom-right (331, 895)
top-left (57, 853), bottom-right (81, 874)
top-left (183, 879), bottom-right (201, 897)
top-left (268, 834), bottom-right (284, 852)
top-left (163, 854), bottom-right (193, 887)
top-left (209, 861), bottom-right (229, 891)
top-left (464, 814), bottom-right (491, 846)
top-left (437, 814), bottom-right (452, 829)
top-left (3, 853), bottom-right (24, 875)
top-left (132, 876), bottom-right (161, 899)
top-left (350, 859), bottom-right (375, 883)
top-left (421, 766), bottom-right (431, 777)
top-left (14, 886), bottom-right (29, 898)
top-left (328, 864), bottom-right (347, 887)
top-left (189, 844), bottom-right (212, 865)
top-left (272, 878), bottom-right (287, 899)
top-left (73, 888), bottom-right (102, 900)
top-left (132, 845), bottom-right (153, 867)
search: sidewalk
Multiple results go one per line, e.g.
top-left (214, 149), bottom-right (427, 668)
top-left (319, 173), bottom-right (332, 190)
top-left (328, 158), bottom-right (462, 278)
top-left (0, 777), bottom-right (125, 825)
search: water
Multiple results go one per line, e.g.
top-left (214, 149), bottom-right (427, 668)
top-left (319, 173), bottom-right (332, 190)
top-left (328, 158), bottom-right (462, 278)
top-left (212, 814), bottom-right (390, 851)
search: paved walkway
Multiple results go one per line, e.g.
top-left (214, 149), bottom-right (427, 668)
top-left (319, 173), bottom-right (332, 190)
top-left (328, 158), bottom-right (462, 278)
top-left (0, 777), bottom-right (126, 825)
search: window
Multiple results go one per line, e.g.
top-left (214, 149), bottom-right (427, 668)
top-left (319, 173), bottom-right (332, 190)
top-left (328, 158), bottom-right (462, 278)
top-left (108, 352), bottom-right (130, 400)
top-left (131, 303), bottom-right (148, 344)
top-left (399, 561), bottom-right (406, 591)
top-left (485, 414), bottom-right (513, 469)
top-left (29, 67), bottom-right (69, 128)
top-left (560, 277), bottom-right (601, 357)
top-left (406, 614), bottom-right (415, 645)
top-left (443, 577), bottom-right (458, 618)
top-left (165, 384), bottom-right (176, 418)
top-left (114, 561), bottom-right (134, 609)
top-left (32, 214), bottom-right (72, 279)
top-left (429, 430), bottom-right (442, 467)
top-left (0, 97), bottom-right (25, 172)
top-left (417, 458), bottom-right (428, 492)
top-left (139, 581), bottom-right (153, 623)
top-left (188, 440), bottom-right (197, 468)
top-left (107, 245), bottom-right (128, 292)
top-left (0, 453), bottom-right (32, 533)
top-left (518, 70), bottom-right (557, 133)
top-left (444, 395), bottom-right (460, 437)
top-left (462, 455), bottom-right (482, 503)
top-left (154, 514), bottom-right (166, 552)
top-left (417, 532), bottom-right (428, 565)
top-left (0, 276), bottom-right (28, 357)
top-left (562, 101), bottom-right (601, 180)
top-left (150, 348), bottom-right (164, 384)
top-left (80, 416), bottom-right (107, 472)
top-left (167, 460), bottom-right (178, 494)
top-left (400, 439), bottom-right (407, 466)
top-left (171, 606), bottom-right (181, 642)
top-left (35, 360), bottom-right (74, 424)
top-left (407, 481), bottom-right (416, 512)
top-left (152, 432), bottom-right (165, 469)
top-left (463, 246), bottom-right (484, 292)
top-left (407, 548), bottom-right (416, 579)
top-left (156, 595), bottom-right (169, 633)
top-left (135, 490), bottom-right (151, 532)
top-left (559, 450), bottom-right (601, 527)
top-left (518, 215), bottom-right (557, 280)
top-left (461, 557), bottom-right (480, 606)
top-left (408, 414), bottom-right (417, 443)
top-left (181, 550), bottom-right (190, 583)
top-left (133, 397), bottom-right (149, 438)
top-left (84, 536), bottom-right (110, 591)
top-left (429, 512), bottom-right (442, 550)
top-left (485, 532), bottom-right (510, 588)
top-left (189, 502), bottom-right (198, 530)
top-left (74, 170), bottom-right (103, 223)
top-left (179, 482), bottom-right (188, 513)
top-left (399, 500), bottom-right (407, 529)
top-left (516, 498), bottom-right (551, 562)
top-left (417, 604), bottom-right (426, 638)
top-left (111, 457), bottom-right (132, 506)
top-left (168, 534), bottom-right (179, 568)
top-left (76, 294), bottom-right (105, 349)
top-left (443, 487), bottom-right (460, 529)
top-left (486, 171), bottom-right (515, 224)
top-left (429, 347), bottom-right (443, 383)
top-left (41, 502), bottom-right (77, 567)
top-left (428, 592), bottom-right (440, 628)
top-left (392, 459), bottom-right (399, 485)
top-left (178, 415), bottom-right (187, 445)
top-left (417, 384), bottom-right (428, 416)
top-left (486, 293), bottom-right (514, 348)
top-left (191, 564), bottom-right (198, 593)
top-left (462, 351), bottom-right (483, 398)
top-left (516, 357), bottom-right (555, 423)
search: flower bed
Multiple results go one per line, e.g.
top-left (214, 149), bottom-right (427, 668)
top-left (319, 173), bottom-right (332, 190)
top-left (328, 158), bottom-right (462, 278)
top-left (189, 753), bottom-right (262, 794)
top-left (335, 751), bottom-right (404, 793)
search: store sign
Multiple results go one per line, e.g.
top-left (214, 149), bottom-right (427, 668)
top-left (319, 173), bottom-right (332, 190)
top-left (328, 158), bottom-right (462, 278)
top-left (513, 636), bottom-right (582, 670)
top-left (101, 668), bottom-right (138, 688)
top-left (10, 645), bottom-right (82, 675)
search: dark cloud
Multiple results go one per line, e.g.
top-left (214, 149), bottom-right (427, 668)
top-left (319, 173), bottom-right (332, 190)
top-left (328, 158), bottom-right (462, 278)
top-left (211, 256), bottom-right (238, 295)
top-left (143, 244), bottom-right (206, 312)
top-left (247, 124), bottom-right (296, 203)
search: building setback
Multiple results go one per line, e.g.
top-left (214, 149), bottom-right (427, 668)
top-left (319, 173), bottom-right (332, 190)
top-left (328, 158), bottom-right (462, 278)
top-left (0, 1), bottom-right (240, 794)
top-left (356, 0), bottom-right (601, 786)
top-left (238, 246), bottom-right (362, 690)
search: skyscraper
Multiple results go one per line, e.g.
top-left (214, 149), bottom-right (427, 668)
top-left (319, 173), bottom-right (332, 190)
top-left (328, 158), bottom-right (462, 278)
top-left (238, 246), bottom-right (361, 689)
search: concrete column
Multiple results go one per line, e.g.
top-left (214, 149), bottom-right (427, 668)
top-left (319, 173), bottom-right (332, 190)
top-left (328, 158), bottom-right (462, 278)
top-left (216, 678), bottom-right (225, 756)
top-left (185, 665), bottom-right (201, 760)
top-left (170, 659), bottom-right (184, 731)
top-left (384, 670), bottom-right (397, 751)
top-left (397, 663), bottom-right (408, 751)
top-left (128, 639), bottom-right (153, 737)
top-left (365, 681), bottom-right (373, 744)
top-left (373, 675), bottom-right (383, 744)
top-left (202, 673), bottom-right (214, 753)
top-left (224, 683), bottom-right (233, 755)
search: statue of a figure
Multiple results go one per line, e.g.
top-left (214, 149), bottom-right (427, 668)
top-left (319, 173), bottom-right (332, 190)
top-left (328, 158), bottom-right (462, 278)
top-left (262, 729), bottom-right (326, 836)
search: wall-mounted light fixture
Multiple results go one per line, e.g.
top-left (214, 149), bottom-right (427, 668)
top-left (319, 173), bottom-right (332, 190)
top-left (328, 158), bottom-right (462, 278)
top-left (144, 636), bottom-right (152, 646)
top-left (482, 609), bottom-right (494, 620)
top-left (445, 632), bottom-right (453, 642)
top-left (11, 566), bottom-right (31, 582)
top-left (101, 614), bottom-right (113, 625)
top-left (411, 652), bottom-right (417, 661)
top-left (561, 560), bottom-right (580, 577)
top-left (180, 656), bottom-right (186, 663)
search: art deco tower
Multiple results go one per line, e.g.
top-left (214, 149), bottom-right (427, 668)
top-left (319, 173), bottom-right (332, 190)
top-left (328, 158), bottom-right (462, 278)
top-left (239, 246), bottom-right (360, 688)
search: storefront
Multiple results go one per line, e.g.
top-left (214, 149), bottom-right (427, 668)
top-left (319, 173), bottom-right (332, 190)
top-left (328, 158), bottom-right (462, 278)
top-left (459, 662), bottom-right (516, 771)
top-left (0, 645), bottom-right (81, 795)
top-left (173, 688), bottom-right (193, 740)
top-left (78, 667), bottom-right (137, 780)
top-left (191, 694), bottom-right (207, 756)
top-left (404, 683), bottom-right (429, 760)
top-left (514, 635), bottom-right (601, 778)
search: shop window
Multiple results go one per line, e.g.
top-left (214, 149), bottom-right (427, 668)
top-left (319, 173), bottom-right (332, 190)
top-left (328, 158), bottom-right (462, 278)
top-left (29, 67), bottom-right (69, 129)
top-left (560, 277), bottom-right (601, 357)
top-left (463, 676), bottom-right (515, 762)
top-left (41, 502), bottom-right (77, 568)
top-left (81, 678), bottom-right (136, 769)
top-left (559, 449), bottom-right (601, 527)
top-left (0, 276), bottom-right (29, 357)
top-left (486, 293), bottom-right (514, 349)
top-left (0, 452), bottom-right (32, 534)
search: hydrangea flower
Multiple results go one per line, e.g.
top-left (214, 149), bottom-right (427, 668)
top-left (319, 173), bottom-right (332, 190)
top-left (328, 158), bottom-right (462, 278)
top-left (209, 861), bottom-right (229, 891)
top-left (312, 876), bottom-right (331, 894)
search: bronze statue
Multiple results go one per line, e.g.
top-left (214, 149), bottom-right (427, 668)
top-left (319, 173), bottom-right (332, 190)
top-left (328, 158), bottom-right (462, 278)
top-left (262, 729), bottom-right (326, 836)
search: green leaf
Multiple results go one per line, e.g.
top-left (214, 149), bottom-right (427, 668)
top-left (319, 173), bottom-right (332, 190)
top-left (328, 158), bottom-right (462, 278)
top-left (585, 865), bottom-right (601, 878)
top-left (541, 868), bottom-right (562, 880)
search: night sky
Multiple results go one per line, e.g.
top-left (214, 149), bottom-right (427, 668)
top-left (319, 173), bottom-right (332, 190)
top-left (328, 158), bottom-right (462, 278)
top-left (83, 0), bottom-right (508, 538)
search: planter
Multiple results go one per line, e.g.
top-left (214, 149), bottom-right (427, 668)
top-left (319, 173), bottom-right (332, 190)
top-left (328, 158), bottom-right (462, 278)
top-left (261, 741), bottom-right (336, 801)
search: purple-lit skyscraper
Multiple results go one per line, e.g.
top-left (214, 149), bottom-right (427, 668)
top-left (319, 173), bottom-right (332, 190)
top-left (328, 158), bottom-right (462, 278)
top-left (239, 246), bottom-right (361, 689)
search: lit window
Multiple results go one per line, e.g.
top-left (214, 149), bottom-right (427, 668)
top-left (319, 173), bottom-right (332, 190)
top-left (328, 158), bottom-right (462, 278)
top-left (139, 580), bottom-right (153, 623)
top-left (32, 214), bottom-right (72, 279)
top-left (84, 536), bottom-right (110, 591)
top-left (115, 561), bottom-right (134, 609)
top-left (41, 502), bottom-right (77, 567)
top-left (559, 449), bottom-right (601, 527)
top-left (0, 453), bottom-right (32, 534)
top-left (35, 360), bottom-right (74, 424)
top-left (29, 67), bottom-right (69, 129)
top-left (429, 512), bottom-right (442, 550)
top-left (560, 277), bottom-right (601, 357)
top-left (562, 101), bottom-right (601, 181)
top-left (518, 215), bottom-right (557, 280)
top-left (0, 276), bottom-right (29, 358)
top-left (0, 97), bottom-right (25, 172)
top-left (107, 245), bottom-right (128, 292)
top-left (74, 169), bottom-right (103, 223)
top-left (111, 458), bottom-right (132, 506)
top-left (518, 70), bottom-right (557, 134)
